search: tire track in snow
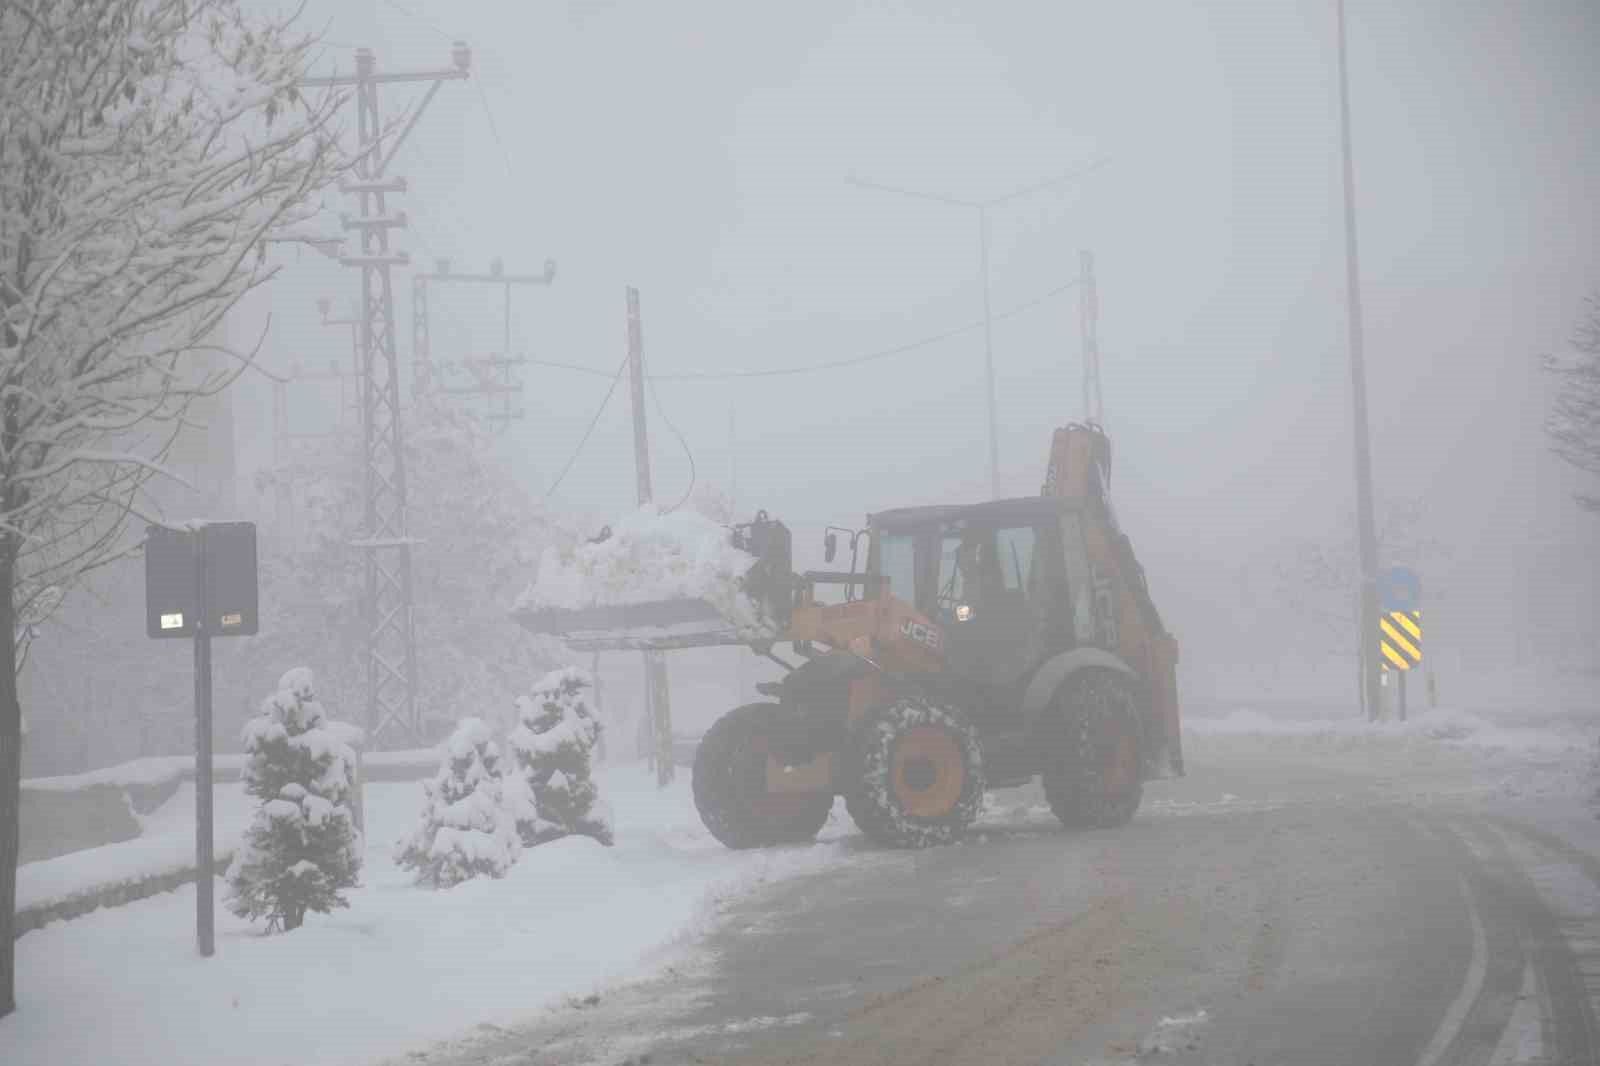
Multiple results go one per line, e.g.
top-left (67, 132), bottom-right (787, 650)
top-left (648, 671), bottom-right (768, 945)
top-left (1476, 816), bottom-right (1600, 1065)
top-left (1429, 813), bottom-right (1600, 1065)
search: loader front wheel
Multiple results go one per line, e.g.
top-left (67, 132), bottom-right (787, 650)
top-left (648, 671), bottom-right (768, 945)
top-left (845, 699), bottom-right (984, 848)
top-left (1042, 668), bottom-right (1144, 830)
top-left (693, 704), bottom-right (833, 850)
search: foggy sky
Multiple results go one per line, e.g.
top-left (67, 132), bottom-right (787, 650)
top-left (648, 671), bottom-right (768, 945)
top-left (237, 0), bottom-right (1600, 572)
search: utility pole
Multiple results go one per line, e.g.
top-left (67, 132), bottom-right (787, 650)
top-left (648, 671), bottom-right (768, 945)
top-left (300, 44), bottom-right (471, 747)
top-left (731, 404), bottom-right (747, 707)
top-left (316, 297), bottom-right (364, 435)
top-left (591, 649), bottom-right (605, 764)
top-left (270, 348), bottom-right (357, 543)
top-left (847, 158), bottom-right (1106, 499)
top-left (1079, 250), bottom-right (1103, 427)
top-left (271, 378), bottom-right (293, 536)
top-left (412, 257), bottom-right (556, 423)
top-left (977, 209), bottom-right (1000, 496)
top-left (626, 287), bottom-right (674, 786)
top-left (1333, 0), bottom-right (1383, 722)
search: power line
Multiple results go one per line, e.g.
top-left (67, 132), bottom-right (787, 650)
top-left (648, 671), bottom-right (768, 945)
top-left (475, 79), bottom-right (520, 186)
top-left (647, 372), bottom-right (696, 512)
top-left (529, 277), bottom-right (1082, 384)
top-left (543, 355), bottom-right (629, 500)
top-left (381, 0), bottom-right (454, 41)
top-left (375, 0), bottom-right (519, 188)
top-left (530, 357), bottom-right (614, 379)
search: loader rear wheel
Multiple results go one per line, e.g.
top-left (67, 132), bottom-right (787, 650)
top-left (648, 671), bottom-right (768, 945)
top-left (1042, 668), bottom-right (1144, 830)
top-left (845, 699), bottom-right (984, 848)
top-left (693, 703), bottom-right (833, 850)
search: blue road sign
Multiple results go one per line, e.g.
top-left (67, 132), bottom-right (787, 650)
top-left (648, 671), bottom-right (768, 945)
top-left (1378, 566), bottom-right (1421, 613)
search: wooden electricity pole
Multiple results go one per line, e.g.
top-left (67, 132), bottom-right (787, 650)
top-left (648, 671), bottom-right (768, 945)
top-left (626, 288), bottom-right (675, 786)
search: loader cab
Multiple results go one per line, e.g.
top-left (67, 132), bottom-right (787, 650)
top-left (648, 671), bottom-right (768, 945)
top-left (867, 498), bottom-right (1102, 695)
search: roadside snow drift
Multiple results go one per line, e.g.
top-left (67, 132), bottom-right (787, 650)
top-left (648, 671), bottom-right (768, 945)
top-left (1186, 706), bottom-right (1584, 755)
top-left (513, 506), bottom-right (777, 648)
top-left (2, 765), bottom-right (855, 1066)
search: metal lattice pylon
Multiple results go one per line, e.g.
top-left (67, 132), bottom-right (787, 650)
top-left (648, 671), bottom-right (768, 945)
top-left (411, 258), bottom-right (556, 425)
top-left (302, 45), bottom-right (470, 747)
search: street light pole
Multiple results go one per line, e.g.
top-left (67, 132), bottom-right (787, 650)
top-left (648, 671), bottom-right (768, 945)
top-left (1334, 0), bottom-right (1383, 722)
top-left (847, 158), bottom-right (1105, 501)
top-left (977, 207), bottom-right (1000, 497)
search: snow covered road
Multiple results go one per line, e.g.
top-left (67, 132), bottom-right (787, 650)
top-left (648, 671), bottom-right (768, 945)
top-left (387, 714), bottom-right (1600, 1066)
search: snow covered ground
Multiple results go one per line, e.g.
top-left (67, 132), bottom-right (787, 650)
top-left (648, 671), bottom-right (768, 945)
top-left (17, 782), bottom-right (253, 915)
top-left (1182, 702), bottom-right (1600, 814)
top-left (8, 701), bottom-right (1595, 1066)
top-left (2, 763), bottom-right (858, 1066)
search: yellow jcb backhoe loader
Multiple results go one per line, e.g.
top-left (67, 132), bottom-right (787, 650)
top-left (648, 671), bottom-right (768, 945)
top-left (516, 423), bottom-right (1182, 848)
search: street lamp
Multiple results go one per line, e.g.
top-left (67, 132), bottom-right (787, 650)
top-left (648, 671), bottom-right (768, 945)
top-left (846, 157), bottom-right (1108, 499)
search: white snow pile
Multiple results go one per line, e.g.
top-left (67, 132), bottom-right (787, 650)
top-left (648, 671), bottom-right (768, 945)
top-left (19, 784), bottom-right (253, 916)
top-left (3, 768), bottom-right (860, 1066)
top-left (22, 753), bottom-right (246, 793)
top-left (515, 504), bottom-right (776, 637)
top-left (1186, 706), bottom-right (1586, 756)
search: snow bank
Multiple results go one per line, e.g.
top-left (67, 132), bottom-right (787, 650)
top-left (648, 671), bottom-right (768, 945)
top-left (1186, 706), bottom-right (1584, 755)
top-left (515, 505), bottom-right (776, 638)
top-left (4, 767), bottom-right (856, 1066)
top-left (23, 748), bottom-right (440, 793)
top-left (23, 754), bottom-right (245, 793)
top-left (17, 784), bottom-right (253, 922)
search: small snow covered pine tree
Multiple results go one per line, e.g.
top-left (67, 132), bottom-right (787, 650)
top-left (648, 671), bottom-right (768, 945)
top-left (508, 667), bottom-right (614, 847)
top-left (226, 669), bottom-right (362, 933)
top-left (395, 718), bottom-right (521, 887)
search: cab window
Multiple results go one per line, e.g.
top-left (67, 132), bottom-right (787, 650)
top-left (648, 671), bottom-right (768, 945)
top-left (876, 532), bottom-right (918, 603)
top-left (995, 526), bottom-right (1037, 597)
top-left (934, 529), bottom-right (974, 622)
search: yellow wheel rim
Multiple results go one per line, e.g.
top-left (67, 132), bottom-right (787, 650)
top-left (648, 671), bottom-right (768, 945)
top-left (892, 726), bottom-right (965, 818)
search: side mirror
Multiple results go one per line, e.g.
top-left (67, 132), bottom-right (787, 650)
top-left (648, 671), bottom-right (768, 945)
top-left (824, 532), bottom-right (838, 564)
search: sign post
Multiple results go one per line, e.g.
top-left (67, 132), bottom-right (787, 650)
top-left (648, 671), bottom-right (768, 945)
top-left (193, 526), bottom-right (214, 956)
top-left (146, 522), bottom-right (259, 958)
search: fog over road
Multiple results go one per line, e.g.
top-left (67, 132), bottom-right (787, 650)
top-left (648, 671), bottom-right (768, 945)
top-left (391, 729), bottom-right (1600, 1066)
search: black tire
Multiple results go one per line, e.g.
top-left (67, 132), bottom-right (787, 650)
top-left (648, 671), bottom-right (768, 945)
top-left (1041, 668), bottom-right (1145, 830)
top-left (692, 703), bottom-right (833, 850)
top-left (844, 698), bottom-right (985, 848)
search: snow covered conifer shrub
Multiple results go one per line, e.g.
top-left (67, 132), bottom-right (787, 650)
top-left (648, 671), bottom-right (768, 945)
top-left (395, 718), bottom-right (521, 887)
top-left (508, 667), bottom-right (614, 847)
top-left (226, 669), bottom-right (362, 932)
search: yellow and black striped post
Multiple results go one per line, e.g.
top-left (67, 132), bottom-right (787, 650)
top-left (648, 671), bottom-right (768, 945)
top-left (1378, 609), bottom-right (1423, 671)
top-left (1378, 610), bottom-right (1422, 719)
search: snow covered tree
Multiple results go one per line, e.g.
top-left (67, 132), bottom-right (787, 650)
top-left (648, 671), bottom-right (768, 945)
top-left (395, 717), bottom-right (521, 886)
top-left (240, 396), bottom-right (575, 744)
top-left (1544, 293), bottom-right (1600, 514)
top-left (226, 668), bottom-right (361, 932)
top-left (507, 667), bottom-right (613, 847)
top-left (0, 0), bottom-right (343, 1014)
top-left (1270, 497), bottom-right (1452, 656)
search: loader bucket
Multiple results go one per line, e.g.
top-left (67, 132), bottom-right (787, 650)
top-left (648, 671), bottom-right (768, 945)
top-left (513, 597), bottom-right (755, 652)
top-left (512, 511), bottom-right (794, 653)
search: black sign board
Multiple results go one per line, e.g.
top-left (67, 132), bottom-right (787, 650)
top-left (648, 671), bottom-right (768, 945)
top-left (145, 520), bottom-right (260, 958)
top-left (145, 522), bottom-right (259, 639)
